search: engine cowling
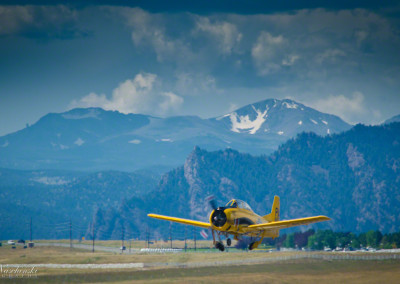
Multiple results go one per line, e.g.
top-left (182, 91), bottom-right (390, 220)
top-left (211, 208), bottom-right (227, 227)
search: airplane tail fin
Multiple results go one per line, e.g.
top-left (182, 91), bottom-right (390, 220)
top-left (263, 196), bottom-right (280, 222)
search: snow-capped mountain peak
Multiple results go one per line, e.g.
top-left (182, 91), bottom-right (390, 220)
top-left (229, 105), bottom-right (269, 134)
top-left (0, 98), bottom-right (352, 171)
top-left (215, 98), bottom-right (351, 137)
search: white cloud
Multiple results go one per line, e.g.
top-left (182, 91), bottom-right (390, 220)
top-left (159, 92), bottom-right (184, 112)
top-left (251, 31), bottom-right (288, 75)
top-left (282, 54), bottom-right (300, 66)
top-left (194, 17), bottom-right (242, 55)
top-left (77, 92), bottom-right (109, 107)
top-left (309, 92), bottom-right (367, 124)
top-left (70, 72), bottom-right (183, 116)
top-left (74, 137), bottom-right (85, 146)
top-left (129, 139), bottom-right (141, 144)
top-left (112, 7), bottom-right (192, 63)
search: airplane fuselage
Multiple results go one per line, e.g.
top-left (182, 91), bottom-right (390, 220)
top-left (210, 207), bottom-right (279, 238)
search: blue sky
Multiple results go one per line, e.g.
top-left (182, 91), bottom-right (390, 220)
top-left (1, 1), bottom-right (400, 135)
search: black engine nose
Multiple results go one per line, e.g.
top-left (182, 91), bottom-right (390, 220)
top-left (211, 208), bottom-right (227, 227)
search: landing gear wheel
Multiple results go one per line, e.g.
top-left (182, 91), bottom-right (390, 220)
top-left (216, 242), bottom-right (225, 251)
top-left (226, 238), bottom-right (232, 247)
top-left (249, 242), bottom-right (255, 250)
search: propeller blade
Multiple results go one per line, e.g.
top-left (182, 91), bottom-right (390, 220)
top-left (206, 195), bottom-right (218, 210)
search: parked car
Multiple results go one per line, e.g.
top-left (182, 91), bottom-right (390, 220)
top-left (17, 239), bottom-right (25, 244)
top-left (7, 240), bottom-right (15, 245)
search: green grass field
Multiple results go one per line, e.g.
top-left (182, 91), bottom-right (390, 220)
top-left (1, 243), bottom-right (399, 283)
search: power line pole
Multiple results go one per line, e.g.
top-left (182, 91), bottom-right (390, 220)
top-left (92, 222), bottom-right (95, 253)
top-left (170, 223), bottom-right (173, 249)
top-left (121, 224), bottom-right (125, 253)
top-left (30, 217), bottom-right (32, 242)
top-left (193, 227), bottom-right (196, 251)
top-left (69, 218), bottom-right (72, 250)
top-left (184, 226), bottom-right (187, 252)
top-left (145, 228), bottom-right (150, 249)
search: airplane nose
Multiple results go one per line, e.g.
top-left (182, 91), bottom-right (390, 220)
top-left (211, 208), bottom-right (227, 227)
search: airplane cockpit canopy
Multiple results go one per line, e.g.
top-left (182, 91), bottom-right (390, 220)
top-left (225, 199), bottom-right (254, 212)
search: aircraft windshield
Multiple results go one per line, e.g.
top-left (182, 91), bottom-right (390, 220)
top-left (225, 199), bottom-right (254, 212)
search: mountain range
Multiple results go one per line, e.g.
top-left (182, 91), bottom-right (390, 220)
top-left (91, 122), bottom-right (400, 239)
top-left (1, 98), bottom-right (399, 240)
top-left (0, 98), bottom-right (351, 172)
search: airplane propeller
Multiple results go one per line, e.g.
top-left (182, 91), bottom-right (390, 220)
top-left (206, 195), bottom-right (218, 210)
top-left (206, 195), bottom-right (228, 228)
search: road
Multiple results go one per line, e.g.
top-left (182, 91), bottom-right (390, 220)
top-left (34, 242), bottom-right (140, 254)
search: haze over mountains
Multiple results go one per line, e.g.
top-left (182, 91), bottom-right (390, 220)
top-left (1, 122), bottom-right (399, 239)
top-left (1, 98), bottom-right (399, 239)
top-left (0, 98), bottom-right (351, 172)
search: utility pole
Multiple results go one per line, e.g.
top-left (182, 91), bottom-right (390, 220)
top-left (193, 227), bottom-right (196, 251)
top-left (170, 223), bottom-right (173, 249)
top-left (69, 218), bottom-right (72, 250)
top-left (30, 217), bottom-right (32, 242)
top-left (121, 224), bottom-right (125, 252)
top-left (146, 228), bottom-right (150, 249)
top-left (92, 222), bottom-right (95, 253)
top-left (184, 226), bottom-right (187, 252)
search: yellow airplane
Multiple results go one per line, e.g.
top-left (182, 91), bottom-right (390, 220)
top-left (148, 196), bottom-right (330, 251)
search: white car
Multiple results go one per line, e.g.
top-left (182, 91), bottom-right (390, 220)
top-left (7, 240), bottom-right (15, 245)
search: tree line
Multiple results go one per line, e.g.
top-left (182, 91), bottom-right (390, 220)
top-left (268, 229), bottom-right (400, 250)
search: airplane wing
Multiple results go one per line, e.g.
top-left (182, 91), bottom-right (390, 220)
top-left (248, 216), bottom-right (330, 230)
top-left (148, 214), bottom-right (211, 229)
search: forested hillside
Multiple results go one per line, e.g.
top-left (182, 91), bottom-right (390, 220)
top-left (0, 169), bottom-right (159, 239)
top-left (91, 123), bottom-right (400, 239)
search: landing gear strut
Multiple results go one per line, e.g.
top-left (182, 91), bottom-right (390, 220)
top-left (212, 230), bottom-right (226, 251)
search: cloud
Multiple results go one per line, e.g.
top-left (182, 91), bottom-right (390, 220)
top-left (315, 49), bottom-right (346, 64)
top-left (159, 92), bottom-right (184, 112)
top-left (0, 5), bottom-right (86, 39)
top-left (309, 92), bottom-right (367, 124)
top-left (0, 6), bottom-right (33, 35)
top-left (70, 73), bottom-right (183, 115)
top-left (194, 17), bottom-right (242, 55)
top-left (251, 31), bottom-right (297, 75)
top-left (110, 7), bottom-right (192, 63)
top-left (282, 54), bottom-right (300, 66)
